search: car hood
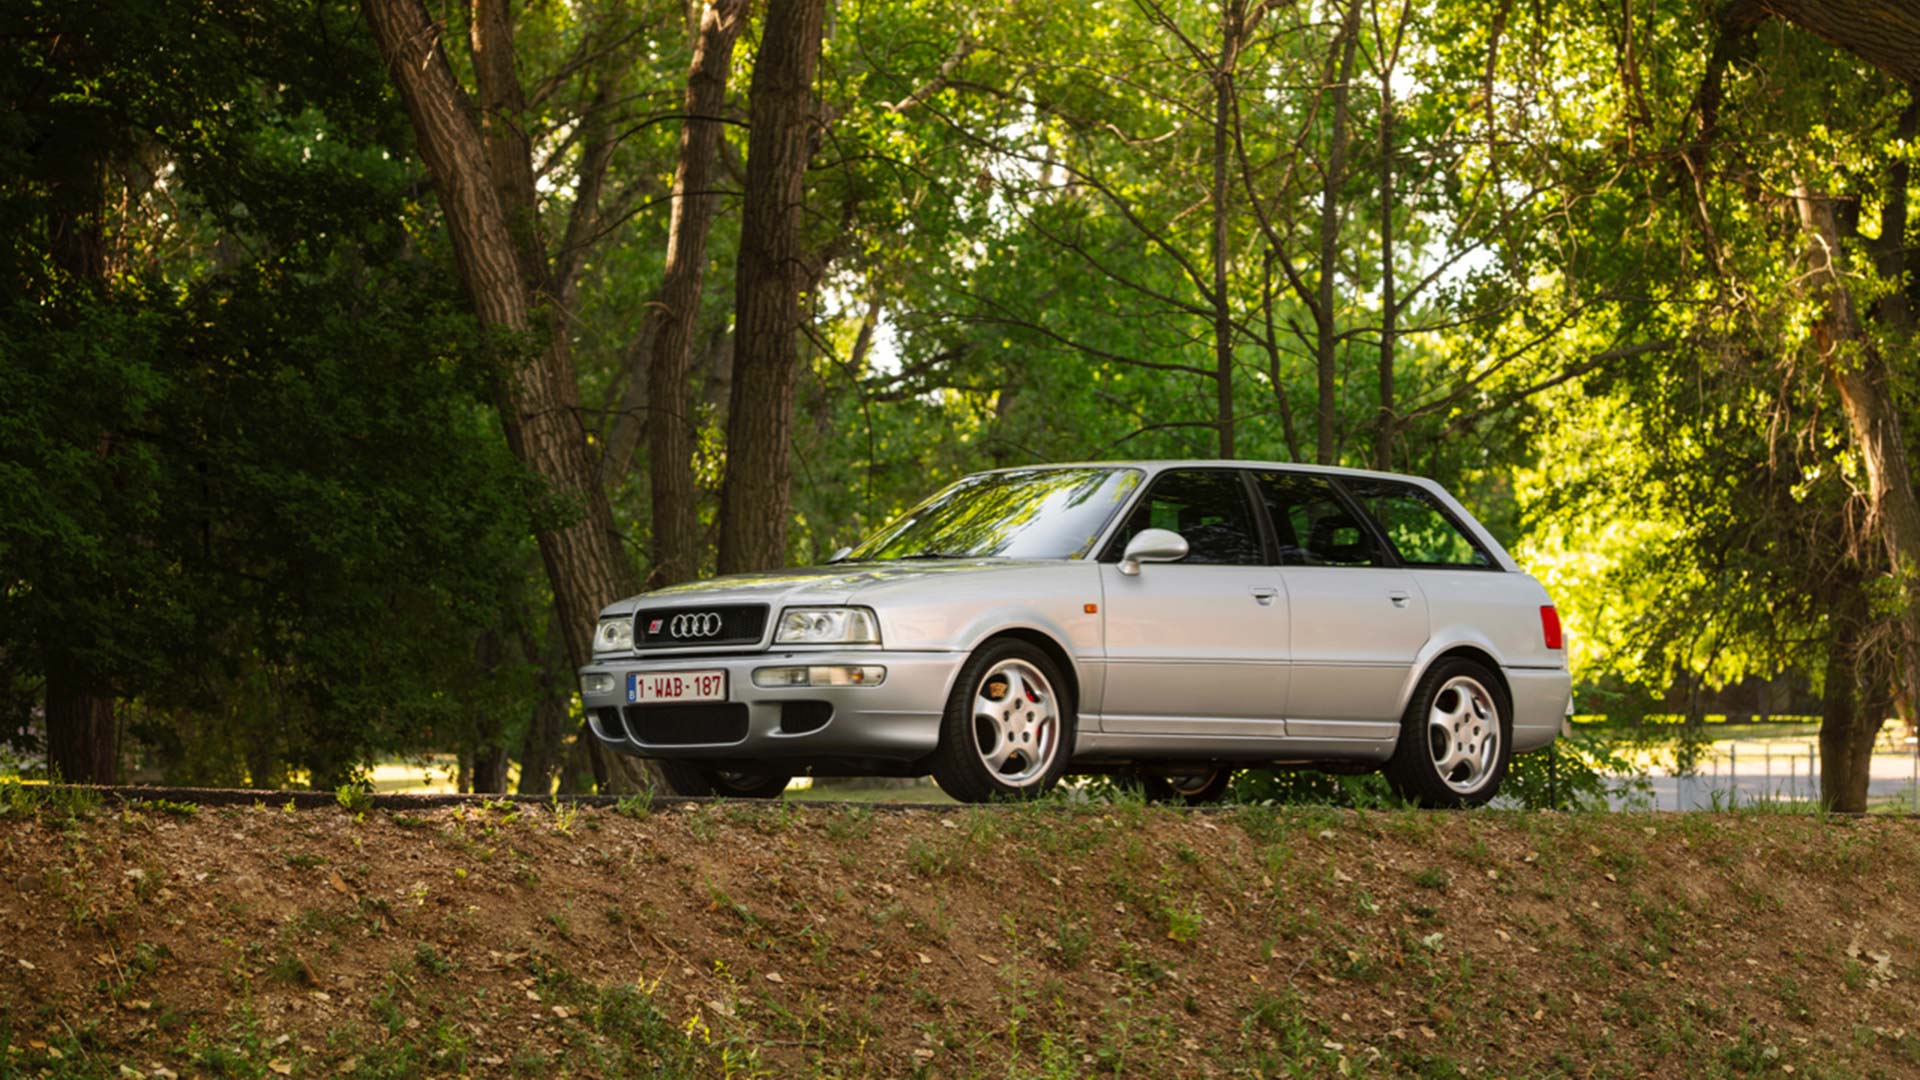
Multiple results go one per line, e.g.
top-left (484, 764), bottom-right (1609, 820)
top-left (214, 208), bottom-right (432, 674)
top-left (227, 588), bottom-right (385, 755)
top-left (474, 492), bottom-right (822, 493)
top-left (600, 559), bottom-right (1061, 615)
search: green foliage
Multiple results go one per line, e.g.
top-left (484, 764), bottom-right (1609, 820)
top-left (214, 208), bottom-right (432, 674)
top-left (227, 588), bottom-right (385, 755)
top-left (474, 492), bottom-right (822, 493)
top-left (1, 0), bottom-right (1913, 792)
top-left (335, 783), bottom-right (374, 815)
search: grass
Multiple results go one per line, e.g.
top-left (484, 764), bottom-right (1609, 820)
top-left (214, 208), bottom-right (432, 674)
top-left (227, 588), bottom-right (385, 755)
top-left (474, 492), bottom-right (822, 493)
top-left (5, 794), bottom-right (1919, 1079)
top-left (787, 780), bottom-right (954, 803)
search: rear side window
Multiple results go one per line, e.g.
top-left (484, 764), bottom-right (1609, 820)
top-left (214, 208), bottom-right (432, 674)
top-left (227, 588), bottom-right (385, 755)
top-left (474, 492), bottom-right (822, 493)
top-left (1343, 478), bottom-right (1493, 568)
top-left (1105, 469), bottom-right (1263, 565)
top-left (1253, 472), bottom-right (1381, 567)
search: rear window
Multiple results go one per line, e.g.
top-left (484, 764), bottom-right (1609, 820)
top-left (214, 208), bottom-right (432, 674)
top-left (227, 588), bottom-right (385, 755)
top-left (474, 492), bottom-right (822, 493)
top-left (1342, 478), bottom-right (1494, 569)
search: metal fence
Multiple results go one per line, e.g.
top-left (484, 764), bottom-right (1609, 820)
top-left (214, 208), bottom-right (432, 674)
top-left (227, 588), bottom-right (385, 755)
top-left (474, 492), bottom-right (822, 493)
top-left (1623, 727), bottom-right (1920, 811)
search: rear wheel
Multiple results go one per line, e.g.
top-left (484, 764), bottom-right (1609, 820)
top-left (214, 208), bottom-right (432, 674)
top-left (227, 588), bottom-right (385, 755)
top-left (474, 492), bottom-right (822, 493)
top-left (929, 640), bottom-right (1074, 803)
top-left (1381, 657), bottom-right (1511, 808)
top-left (1140, 768), bottom-right (1234, 805)
top-left (655, 760), bottom-right (793, 799)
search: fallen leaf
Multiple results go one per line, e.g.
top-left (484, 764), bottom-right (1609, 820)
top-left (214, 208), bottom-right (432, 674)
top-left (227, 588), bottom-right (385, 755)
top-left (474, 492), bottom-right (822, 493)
top-left (765, 972), bottom-right (784, 983)
top-left (267, 1060), bottom-right (292, 1076)
top-left (917, 953), bottom-right (932, 965)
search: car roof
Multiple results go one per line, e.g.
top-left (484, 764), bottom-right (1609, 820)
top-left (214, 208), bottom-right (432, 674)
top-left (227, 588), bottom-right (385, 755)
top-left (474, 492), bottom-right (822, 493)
top-left (974, 459), bottom-right (1437, 486)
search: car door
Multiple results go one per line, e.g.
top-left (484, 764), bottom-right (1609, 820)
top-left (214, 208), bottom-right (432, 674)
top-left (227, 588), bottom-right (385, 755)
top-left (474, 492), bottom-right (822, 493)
top-left (1341, 474), bottom-right (1538, 652)
top-left (1096, 468), bottom-right (1289, 737)
top-left (1253, 471), bottom-right (1429, 738)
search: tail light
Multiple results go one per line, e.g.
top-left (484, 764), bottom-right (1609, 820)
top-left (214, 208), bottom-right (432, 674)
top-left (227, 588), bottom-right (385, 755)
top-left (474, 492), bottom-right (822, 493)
top-left (1540, 605), bottom-right (1563, 650)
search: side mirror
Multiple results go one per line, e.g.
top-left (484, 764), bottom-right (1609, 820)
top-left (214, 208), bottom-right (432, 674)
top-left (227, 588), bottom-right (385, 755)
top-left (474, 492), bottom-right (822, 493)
top-left (1118, 528), bottom-right (1188, 576)
top-left (827, 546), bottom-right (853, 564)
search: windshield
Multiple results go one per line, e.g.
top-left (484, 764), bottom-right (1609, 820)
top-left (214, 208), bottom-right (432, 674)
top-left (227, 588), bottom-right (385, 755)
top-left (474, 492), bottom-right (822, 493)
top-left (845, 467), bottom-right (1144, 562)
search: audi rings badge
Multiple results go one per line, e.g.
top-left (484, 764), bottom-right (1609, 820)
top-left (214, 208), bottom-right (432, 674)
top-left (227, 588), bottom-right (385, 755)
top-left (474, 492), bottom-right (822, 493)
top-left (669, 611), bottom-right (723, 639)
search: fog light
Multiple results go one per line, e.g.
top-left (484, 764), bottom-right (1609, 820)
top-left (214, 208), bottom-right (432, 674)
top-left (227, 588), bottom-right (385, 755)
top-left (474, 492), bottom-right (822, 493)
top-left (580, 673), bottom-right (615, 695)
top-left (752, 665), bottom-right (886, 688)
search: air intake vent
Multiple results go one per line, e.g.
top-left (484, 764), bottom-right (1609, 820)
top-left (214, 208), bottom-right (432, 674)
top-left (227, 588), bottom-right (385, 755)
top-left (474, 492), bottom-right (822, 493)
top-left (778, 701), bottom-right (833, 735)
top-left (621, 703), bottom-right (750, 745)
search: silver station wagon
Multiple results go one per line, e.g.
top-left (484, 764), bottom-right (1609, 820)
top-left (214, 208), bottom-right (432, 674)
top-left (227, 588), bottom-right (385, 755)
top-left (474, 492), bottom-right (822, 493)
top-left (578, 462), bottom-right (1570, 807)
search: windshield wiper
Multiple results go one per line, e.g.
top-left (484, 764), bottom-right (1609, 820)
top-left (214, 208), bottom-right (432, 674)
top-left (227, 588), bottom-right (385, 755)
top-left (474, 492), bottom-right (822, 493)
top-left (892, 551), bottom-right (976, 560)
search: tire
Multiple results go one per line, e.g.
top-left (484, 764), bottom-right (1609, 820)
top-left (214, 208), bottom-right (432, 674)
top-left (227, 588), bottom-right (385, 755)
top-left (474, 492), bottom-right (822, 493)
top-left (655, 760), bottom-right (793, 799)
top-left (1140, 767), bottom-right (1234, 806)
top-left (928, 639), bottom-right (1075, 803)
top-left (1382, 657), bottom-right (1512, 808)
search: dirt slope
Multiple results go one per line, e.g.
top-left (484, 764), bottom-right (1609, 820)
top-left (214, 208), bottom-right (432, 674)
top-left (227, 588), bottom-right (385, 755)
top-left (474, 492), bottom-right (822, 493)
top-left (2, 793), bottom-right (1918, 1079)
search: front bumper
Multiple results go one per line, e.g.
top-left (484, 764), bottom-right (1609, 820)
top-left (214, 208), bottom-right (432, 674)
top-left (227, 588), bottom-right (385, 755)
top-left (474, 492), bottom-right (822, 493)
top-left (578, 649), bottom-right (965, 762)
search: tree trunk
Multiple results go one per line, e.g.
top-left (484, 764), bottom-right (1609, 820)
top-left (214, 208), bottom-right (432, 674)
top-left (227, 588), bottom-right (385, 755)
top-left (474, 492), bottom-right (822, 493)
top-left (1819, 585), bottom-right (1884, 812)
top-left (1794, 181), bottom-right (1920, 717)
top-left (44, 658), bottom-right (117, 785)
top-left (470, 746), bottom-right (510, 794)
top-left (640, 0), bottom-right (748, 586)
top-left (1373, 66), bottom-right (1397, 472)
top-left (363, 0), bottom-right (649, 793)
top-left (361, 0), bottom-right (634, 672)
top-left (41, 145), bottom-right (118, 785)
top-left (513, 619), bottom-right (570, 796)
top-left (717, 0), bottom-right (827, 574)
top-left (1870, 100), bottom-right (1916, 337)
top-left (1210, 0), bottom-right (1242, 459)
top-left (1758, 0), bottom-right (1920, 88)
top-left (1314, 0), bottom-right (1362, 466)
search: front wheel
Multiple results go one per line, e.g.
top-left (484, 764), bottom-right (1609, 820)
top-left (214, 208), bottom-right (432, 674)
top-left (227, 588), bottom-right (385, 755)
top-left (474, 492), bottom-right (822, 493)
top-left (929, 640), bottom-right (1075, 803)
top-left (656, 760), bottom-right (793, 799)
top-left (1381, 658), bottom-right (1511, 808)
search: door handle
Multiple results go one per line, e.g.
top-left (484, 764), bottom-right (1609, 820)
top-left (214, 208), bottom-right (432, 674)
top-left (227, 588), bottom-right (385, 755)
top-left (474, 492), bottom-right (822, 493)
top-left (1388, 590), bottom-right (1410, 608)
top-left (1250, 587), bottom-right (1278, 606)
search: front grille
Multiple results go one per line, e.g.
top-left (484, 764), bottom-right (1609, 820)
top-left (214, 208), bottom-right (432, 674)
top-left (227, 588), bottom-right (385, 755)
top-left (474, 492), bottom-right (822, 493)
top-left (622, 703), bottom-right (750, 745)
top-left (632, 604), bottom-right (768, 649)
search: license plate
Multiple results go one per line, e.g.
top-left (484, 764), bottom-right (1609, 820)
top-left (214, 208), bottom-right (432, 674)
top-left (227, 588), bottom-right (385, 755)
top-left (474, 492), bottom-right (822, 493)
top-left (627, 670), bottom-right (727, 704)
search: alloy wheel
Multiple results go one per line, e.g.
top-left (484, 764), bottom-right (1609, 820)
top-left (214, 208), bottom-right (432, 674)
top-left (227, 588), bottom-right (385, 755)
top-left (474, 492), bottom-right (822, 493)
top-left (970, 659), bottom-right (1060, 788)
top-left (1426, 675), bottom-right (1500, 794)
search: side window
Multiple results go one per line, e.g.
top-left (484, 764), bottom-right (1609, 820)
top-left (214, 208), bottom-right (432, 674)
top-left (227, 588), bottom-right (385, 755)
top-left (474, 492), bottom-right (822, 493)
top-left (1254, 472), bottom-right (1380, 567)
top-left (1343, 479), bottom-right (1492, 568)
top-left (1105, 470), bottom-right (1263, 565)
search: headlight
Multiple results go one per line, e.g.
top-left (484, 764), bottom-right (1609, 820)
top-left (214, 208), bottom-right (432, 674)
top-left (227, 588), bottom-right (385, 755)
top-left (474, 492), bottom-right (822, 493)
top-left (775, 607), bottom-right (880, 645)
top-left (594, 617), bottom-right (634, 653)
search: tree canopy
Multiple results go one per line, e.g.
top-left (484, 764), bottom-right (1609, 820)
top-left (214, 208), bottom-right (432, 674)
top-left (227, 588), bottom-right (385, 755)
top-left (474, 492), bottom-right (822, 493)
top-left (2, 0), bottom-right (1914, 808)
